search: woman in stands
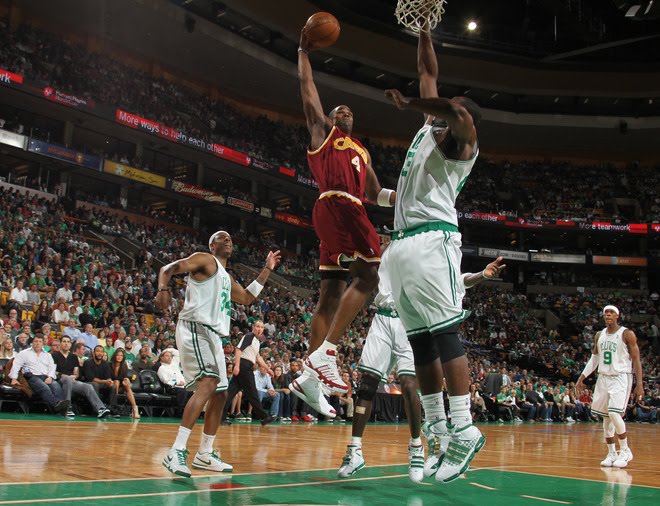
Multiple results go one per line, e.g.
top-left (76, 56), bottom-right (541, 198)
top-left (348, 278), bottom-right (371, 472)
top-left (272, 364), bottom-right (291, 420)
top-left (97, 310), bottom-right (111, 329)
top-left (0, 334), bottom-right (16, 361)
top-left (109, 348), bottom-right (140, 419)
top-left (34, 300), bottom-right (51, 328)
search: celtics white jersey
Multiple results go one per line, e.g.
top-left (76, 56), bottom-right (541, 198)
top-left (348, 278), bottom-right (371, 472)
top-left (178, 255), bottom-right (232, 336)
top-left (374, 247), bottom-right (396, 310)
top-left (597, 326), bottom-right (632, 375)
top-left (394, 124), bottom-right (478, 230)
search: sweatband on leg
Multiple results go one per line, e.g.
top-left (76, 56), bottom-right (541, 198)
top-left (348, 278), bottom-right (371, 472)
top-left (603, 417), bottom-right (615, 439)
top-left (410, 331), bottom-right (440, 366)
top-left (357, 373), bottom-right (380, 402)
top-left (609, 411), bottom-right (626, 435)
top-left (432, 325), bottom-right (465, 363)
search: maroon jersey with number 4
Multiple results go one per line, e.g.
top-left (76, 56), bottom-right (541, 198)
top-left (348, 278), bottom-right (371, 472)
top-left (307, 126), bottom-right (381, 270)
top-left (307, 126), bottom-right (369, 198)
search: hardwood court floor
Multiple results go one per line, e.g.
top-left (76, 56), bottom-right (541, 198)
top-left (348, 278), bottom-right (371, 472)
top-left (0, 414), bottom-right (658, 505)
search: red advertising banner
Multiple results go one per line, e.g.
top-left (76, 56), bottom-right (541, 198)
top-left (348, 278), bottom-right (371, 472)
top-left (652, 224), bottom-right (660, 233)
top-left (592, 256), bottom-right (648, 267)
top-left (0, 68), bottom-right (24, 86)
top-left (171, 181), bottom-right (225, 204)
top-left (274, 211), bottom-right (314, 229)
top-left (227, 197), bottom-right (255, 213)
top-left (279, 166), bottom-right (296, 177)
top-left (43, 87), bottom-right (94, 109)
top-left (209, 143), bottom-right (251, 166)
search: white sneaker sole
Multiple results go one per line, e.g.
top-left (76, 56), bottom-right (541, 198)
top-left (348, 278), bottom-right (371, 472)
top-left (289, 379), bottom-right (336, 418)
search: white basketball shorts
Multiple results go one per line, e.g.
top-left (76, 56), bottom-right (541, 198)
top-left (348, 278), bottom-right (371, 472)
top-left (591, 373), bottom-right (633, 416)
top-left (176, 319), bottom-right (228, 392)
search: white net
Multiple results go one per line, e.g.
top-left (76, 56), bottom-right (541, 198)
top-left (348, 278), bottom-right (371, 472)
top-left (395, 0), bottom-right (447, 33)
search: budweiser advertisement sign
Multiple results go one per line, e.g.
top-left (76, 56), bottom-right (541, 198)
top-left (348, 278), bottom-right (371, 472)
top-left (171, 181), bottom-right (225, 204)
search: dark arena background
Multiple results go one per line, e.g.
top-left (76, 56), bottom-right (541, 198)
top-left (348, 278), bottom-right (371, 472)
top-left (0, 0), bottom-right (658, 504)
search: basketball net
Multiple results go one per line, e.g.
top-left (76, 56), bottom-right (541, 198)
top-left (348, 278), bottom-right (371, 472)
top-left (395, 0), bottom-right (447, 33)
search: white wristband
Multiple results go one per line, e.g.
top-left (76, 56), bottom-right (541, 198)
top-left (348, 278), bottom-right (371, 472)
top-left (246, 280), bottom-right (264, 297)
top-left (377, 188), bottom-right (394, 207)
top-left (481, 270), bottom-right (488, 279)
top-left (580, 354), bottom-right (598, 379)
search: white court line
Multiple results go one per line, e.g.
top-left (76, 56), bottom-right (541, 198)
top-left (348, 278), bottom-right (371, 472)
top-left (520, 495), bottom-right (572, 504)
top-left (0, 473), bottom-right (408, 505)
top-left (0, 463), bottom-right (407, 487)
top-left (469, 466), bottom-right (660, 490)
top-left (470, 482), bottom-right (497, 490)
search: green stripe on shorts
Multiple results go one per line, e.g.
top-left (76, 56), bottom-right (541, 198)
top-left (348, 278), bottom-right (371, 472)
top-left (357, 364), bottom-right (384, 380)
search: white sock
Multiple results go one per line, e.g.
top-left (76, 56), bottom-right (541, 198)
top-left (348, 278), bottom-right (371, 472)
top-left (449, 394), bottom-right (472, 428)
top-left (199, 432), bottom-right (215, 454)
top-left (618, 437), bottom-right (628, 451)
top-left (421, 393), bottom-right (446, 423)
top-left (350, 436), bottom-right (362, 447)
top-left (316, 340), bottom-right (337, 354)
top-left (607, 443), bottom-right (616, 454)
top-left (172, 426), bottom-right (192, 450)
top-left (410, 437), bottom-right (422, 446)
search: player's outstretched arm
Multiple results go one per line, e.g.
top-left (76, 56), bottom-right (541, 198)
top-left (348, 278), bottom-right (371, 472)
top-left (155, 252), bottom-right (213, 309)
top-left (384, 89), bottom-right (475, 144)
top-left (231, 250), bottom-right (281, 305)
top-left (624, 329), bottom-right (644, 401)
top-left (418, 30), bottom-right (439, 125)
top-left (462, 256), bottom-right (506, 288)
top-left (298, 29), bottom-right (330, 151)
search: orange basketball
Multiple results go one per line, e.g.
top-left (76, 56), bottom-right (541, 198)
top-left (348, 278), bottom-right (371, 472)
top-left (304, 12), bottom-right (340, 48)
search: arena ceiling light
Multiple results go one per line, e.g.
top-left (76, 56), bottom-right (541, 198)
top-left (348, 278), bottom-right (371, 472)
top-left (467, 21), bottom-right (478, 31)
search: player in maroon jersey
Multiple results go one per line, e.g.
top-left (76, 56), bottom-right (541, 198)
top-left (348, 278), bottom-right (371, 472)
top-left (288, 28), bottom-right (396, 417)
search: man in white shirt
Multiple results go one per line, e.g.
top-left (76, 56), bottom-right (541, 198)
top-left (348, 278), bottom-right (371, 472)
top-left (52, 302), bottom-right (70, 324)
top-left (9, 335), bottom-right (70, 414)
top-left (9, 281), bottom-right (29, 311)
top-left (55, 282), bottom-right (73, 303)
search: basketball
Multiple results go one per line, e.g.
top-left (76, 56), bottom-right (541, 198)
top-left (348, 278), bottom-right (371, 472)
top-left (304, 12), bottom-right (340, 48)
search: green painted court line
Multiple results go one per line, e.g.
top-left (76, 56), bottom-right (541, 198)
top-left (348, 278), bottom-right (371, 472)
top-left (0, 466), bottom-right (658, 506)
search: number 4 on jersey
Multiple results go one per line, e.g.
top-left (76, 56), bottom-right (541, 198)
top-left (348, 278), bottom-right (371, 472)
top-left (351, 155), bottom-right (361, 173)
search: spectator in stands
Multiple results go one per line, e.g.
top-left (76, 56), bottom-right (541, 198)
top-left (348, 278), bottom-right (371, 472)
top-left (123, 339), bottom-right (137, 368)
top-left (26, 284), bottom-right (40, 306)
top-left (78, 323), bottom-right (98, 355)
top-left (8, 280), bottom-right (28, 312)
top-left (3, 309), bottom-right (20, 329)
top-left (255, 364), bottom-right (281, 419)
top-left (40, 324), bottom-right (53, 342)
top-left (157, 349), bottom-right (187, 415)
top-left (53, 335), bottom-right (111, 418)
top-left (470, 382), bottom-right (488, 422)
top-left (102, 333), bottom-right (116, 361)
top-left (52, 302), bottom-right (69, 324)
top-left (109, 348), bottom-right (140, 419)
top-left (62, 319), bottom-right (81, 342)
top-left (33, 300), bottom-right (51, 328)
top-left (1, 335), bottom-right (16, 361)
top-left (13, 333), bottom-right (30, 353)
top-left (134, 346), bottom-right (155, 371)
top-left (635, 396), bottom-right (657, 423)
top-left (78, 305), bottom-right (95, 327)
top-left (271, 364), bottom-right (291, 420)
top-left (9, 335), bottom-right (70, 415)
top-left (55, 281), bottom-right (73, 303)
top-left (525, 383), bottom-right (547, 421)
top-left (82, 345), bottom-right (115, 406)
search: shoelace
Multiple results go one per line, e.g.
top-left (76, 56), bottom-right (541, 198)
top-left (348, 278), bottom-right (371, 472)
top-left (210, 450), bottom-right (221, 462)
top-left (342, 449), bottom-right (359, 466)
top-left (176, 449), bottom-right (189, 466)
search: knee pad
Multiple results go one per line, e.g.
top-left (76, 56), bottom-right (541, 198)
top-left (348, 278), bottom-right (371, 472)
top-left (357, 372), bottom-right (380, 402)
top-left (603, 417), bottom-right (615, 439)
top-left (410, 332), bottom-right (440, 366)
top-left (608, 411), bottom-right (626, 435)
top-left (432, 325), bottom-right (465, 363)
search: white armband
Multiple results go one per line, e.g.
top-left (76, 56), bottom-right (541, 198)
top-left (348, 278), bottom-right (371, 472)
top-left (246, 280), bottom-right (264, 297)
top-left (580, 354), bottom-right (598, 379)
top-left (377, 188), bottom-right (394, 207)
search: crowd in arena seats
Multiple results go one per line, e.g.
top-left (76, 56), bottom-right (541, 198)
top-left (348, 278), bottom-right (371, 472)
top-left (2, 22), bottom-right (660, 226)
top-left (1, 21), bottom-right (659, 423)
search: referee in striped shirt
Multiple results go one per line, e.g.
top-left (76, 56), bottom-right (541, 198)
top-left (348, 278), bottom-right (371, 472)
top-left (222, 321), bottom-right (276, 425)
